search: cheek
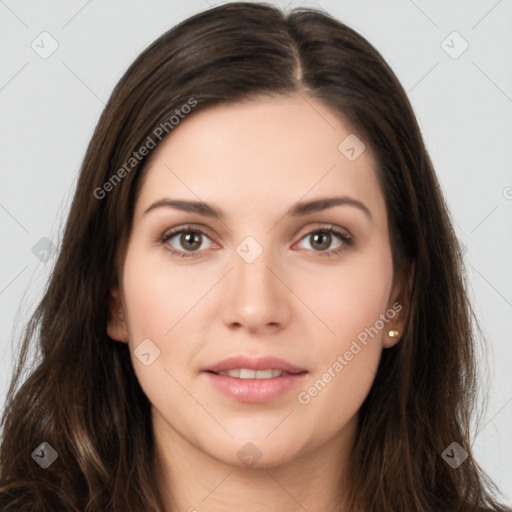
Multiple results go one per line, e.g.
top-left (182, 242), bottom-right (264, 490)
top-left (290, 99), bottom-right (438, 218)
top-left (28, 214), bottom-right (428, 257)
top-left (295, 244), bottom-right (393, 414)
top-left (120, 244), bottom-right (219, 396)
top-left (304, 244), bottom-right (394, 349)
top-left (120, 250), bottom-right (202, 412)
top-left (121, 244), bottom-right (206, 341)
top-left (295, 341), bottom-right (380, 450)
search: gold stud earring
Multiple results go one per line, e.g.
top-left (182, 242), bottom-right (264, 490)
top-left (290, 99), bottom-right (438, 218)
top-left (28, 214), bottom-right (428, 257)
top-left (388, 329), bottom-right (399, 338)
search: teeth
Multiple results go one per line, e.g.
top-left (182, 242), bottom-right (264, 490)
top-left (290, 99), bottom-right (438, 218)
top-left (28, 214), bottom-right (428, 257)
top-left (240, 369), bottom-right (256, 379)
top-left (216, 368), bottom-right (287, 379)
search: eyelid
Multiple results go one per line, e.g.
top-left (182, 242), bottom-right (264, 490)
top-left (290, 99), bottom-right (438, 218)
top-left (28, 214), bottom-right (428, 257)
top-left (160, 223), bottom-right (213, 240)
top-left (295, 223), bottom-right (353, 243)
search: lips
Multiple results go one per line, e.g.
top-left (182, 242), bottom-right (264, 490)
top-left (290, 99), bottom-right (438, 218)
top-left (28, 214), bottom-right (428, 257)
top-left (203, 356), bottom-right (308, 403)
top-left (203, 355), bottom-right (306, 375)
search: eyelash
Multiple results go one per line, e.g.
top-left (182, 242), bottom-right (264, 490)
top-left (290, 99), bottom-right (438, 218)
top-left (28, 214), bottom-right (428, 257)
top-left (158, 223), bottom-right (354, 259)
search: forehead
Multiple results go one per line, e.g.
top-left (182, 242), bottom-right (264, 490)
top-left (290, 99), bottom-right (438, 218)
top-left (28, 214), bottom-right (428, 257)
top-left (136, 95), bottom-right (384, 220)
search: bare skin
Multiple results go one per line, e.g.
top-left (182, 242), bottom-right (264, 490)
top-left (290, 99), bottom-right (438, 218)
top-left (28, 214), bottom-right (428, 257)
top-left (107, 94), bottom-right (410, 512)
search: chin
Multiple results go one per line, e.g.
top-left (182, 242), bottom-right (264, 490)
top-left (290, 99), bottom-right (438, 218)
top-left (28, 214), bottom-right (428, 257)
top-left (204, 431), bottom-right (308, 470)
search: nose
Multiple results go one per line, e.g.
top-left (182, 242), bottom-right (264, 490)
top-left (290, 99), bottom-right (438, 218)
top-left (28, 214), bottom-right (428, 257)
top-left (221, 240), bottom-right (291, 334)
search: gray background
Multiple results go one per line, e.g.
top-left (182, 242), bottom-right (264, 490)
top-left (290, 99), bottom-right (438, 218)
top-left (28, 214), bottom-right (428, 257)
top-left (1, 0), bottom-right (511, 503)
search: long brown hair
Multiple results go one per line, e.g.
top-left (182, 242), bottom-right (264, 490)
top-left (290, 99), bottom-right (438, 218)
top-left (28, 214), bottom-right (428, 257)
top-left (0, 3), bottom-right (509, 511)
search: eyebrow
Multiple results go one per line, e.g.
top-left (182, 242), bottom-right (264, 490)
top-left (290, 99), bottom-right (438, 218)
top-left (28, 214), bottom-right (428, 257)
top-left (143, 196), bottom-right (372, 220)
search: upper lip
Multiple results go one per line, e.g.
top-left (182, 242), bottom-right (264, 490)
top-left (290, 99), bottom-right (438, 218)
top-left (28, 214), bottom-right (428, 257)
top-left (203, 356), bottom-right (307, 374)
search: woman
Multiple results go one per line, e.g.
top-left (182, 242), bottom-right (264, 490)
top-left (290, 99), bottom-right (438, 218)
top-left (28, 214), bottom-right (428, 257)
top-left (0, 2), bottom-right (509, 511)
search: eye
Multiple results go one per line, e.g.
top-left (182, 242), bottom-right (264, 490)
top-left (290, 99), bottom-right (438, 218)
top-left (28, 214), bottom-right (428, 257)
top-left (159, 225), bottom-right (215, 258)
top-left (295, 225), bottom-right (353, 257)
top-left (158, 223), bottom-right (353, 259)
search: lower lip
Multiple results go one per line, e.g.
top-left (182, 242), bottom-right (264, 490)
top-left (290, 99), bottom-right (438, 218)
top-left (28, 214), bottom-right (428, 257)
top-left (203, 371), bottom-right (308, 403)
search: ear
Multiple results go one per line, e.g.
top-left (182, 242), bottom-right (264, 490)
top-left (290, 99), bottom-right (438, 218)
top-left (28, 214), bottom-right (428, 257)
top-left (107, 286), bottom-right (129, 343)
top-left (383, 260), bottom-right (414, 349)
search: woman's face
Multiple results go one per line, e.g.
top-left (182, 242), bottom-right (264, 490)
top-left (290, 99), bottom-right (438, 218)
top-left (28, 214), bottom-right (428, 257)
top-left (108, 95), bottom-right (407, 469)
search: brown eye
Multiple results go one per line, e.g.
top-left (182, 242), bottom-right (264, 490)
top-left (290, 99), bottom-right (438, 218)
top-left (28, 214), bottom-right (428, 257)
top-left (160, 226), bottom-right (214, 258)
top-left (310, 231), bottom-right (333, 251)
top-left (179, 232), bottom-right (203, 251)
top-left (296, 226), bottom-right (353, 258)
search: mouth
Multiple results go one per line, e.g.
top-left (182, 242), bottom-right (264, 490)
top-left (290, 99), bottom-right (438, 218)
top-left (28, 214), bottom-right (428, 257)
top-left (203, 356), bottom-right (308, 403)
top-left (207, 368), bottom-right (300, 379)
